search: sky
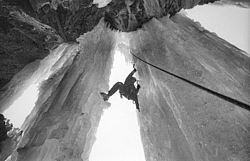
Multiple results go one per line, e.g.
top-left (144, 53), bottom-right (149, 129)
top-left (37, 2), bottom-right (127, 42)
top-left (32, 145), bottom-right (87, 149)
top-left (3, 84), bottom-right (39, 128)
top-left (185, 4), bottom-right (250, 54)
top-left (93, 0), bottom-right (112, 8)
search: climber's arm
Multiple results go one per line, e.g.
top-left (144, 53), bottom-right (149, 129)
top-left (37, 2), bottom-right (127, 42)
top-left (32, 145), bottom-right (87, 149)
top-left (134, 96), bottom-right (140, 112)
top-left (125, 66), bottom-right (137, 81)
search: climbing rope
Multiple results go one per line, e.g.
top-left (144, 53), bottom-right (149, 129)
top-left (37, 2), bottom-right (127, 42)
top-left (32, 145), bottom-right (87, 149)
top-left (130, 51), bottom-right (250, 112)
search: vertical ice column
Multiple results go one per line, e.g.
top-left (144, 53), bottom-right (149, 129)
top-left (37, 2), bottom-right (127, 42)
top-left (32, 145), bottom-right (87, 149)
top-left (2, 44), bottom-right (78, 128)
top-left (7, 21), bottom-right (114, 161)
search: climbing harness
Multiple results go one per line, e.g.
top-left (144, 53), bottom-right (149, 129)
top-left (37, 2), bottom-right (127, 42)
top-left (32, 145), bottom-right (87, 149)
top-left (130, 51), bottom-right (250, 112)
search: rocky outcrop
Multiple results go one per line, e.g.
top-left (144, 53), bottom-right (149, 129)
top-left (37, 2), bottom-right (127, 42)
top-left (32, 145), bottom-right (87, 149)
top-left (0, 1), bottom-right (62, 90)
top-left (0, 137), bottom-right (18, 161)
top-left (31, 0), bottom-right (219, 35)
top-left (127, 14), bottom-right (250, 161)
top-left (1, 0), bottom-right (220, 40)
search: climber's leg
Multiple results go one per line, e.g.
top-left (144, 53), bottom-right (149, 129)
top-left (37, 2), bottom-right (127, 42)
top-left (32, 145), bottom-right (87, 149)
top-left (108, 82), bottom-right (123, 96)
top-left (100, 82), bottom-right (123, 101)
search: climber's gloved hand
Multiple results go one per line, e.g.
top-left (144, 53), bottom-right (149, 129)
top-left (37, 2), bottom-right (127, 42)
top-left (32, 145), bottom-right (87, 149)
top-left (133, 64), bottom-right (137, 71)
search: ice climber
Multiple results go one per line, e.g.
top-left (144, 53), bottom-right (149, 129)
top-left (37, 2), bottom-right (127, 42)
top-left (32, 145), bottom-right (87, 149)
top-left (100, 64), bottom-right (141, 112)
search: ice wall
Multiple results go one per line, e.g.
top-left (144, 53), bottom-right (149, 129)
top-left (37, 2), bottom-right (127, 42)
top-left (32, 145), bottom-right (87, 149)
top-left (3, 13), bottom-right (250, 161)
top-left (129, 14), bottom-right (250, 161)
top-left (7, 21), bottom-right (114, 161)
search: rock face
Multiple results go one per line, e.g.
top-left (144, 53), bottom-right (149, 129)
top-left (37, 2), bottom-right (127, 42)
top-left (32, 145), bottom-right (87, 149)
top-left (0, 1), bottom-right (62, 90)
top-left (128, 14), bottom-right (250, 161)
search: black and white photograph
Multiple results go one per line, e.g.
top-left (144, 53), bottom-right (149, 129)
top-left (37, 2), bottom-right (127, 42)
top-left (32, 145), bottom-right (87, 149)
top-left (0, 0), bottom-right (249, 161)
